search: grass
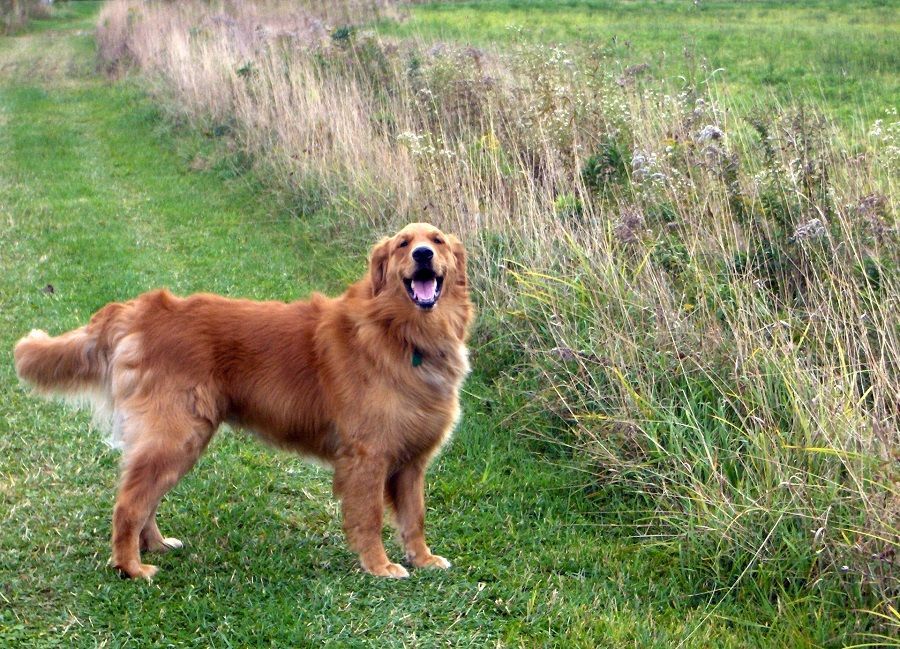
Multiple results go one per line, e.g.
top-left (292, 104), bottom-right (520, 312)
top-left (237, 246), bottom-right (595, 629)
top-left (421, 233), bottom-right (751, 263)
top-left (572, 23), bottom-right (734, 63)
top-left (0, 5), bottom-right (775, 647)
top-left (377, 0), bottom-right (899, 127)
top-left (1, 3), bottom-right (895, 647)
top-left (1, 0), bottom-right (52, 35)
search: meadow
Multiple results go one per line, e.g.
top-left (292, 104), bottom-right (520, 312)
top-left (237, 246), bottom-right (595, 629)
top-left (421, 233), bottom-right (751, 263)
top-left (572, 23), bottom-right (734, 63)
top-left (1, 1), bottom-right (897, 646)
top-left (1, 0), bottom-right (52, 34)
top-left (379, 0), bottom-right (900, 126)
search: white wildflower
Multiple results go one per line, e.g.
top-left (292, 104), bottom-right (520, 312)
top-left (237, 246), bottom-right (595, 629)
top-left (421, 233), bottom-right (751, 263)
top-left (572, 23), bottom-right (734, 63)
top-left (793, 218), bottom-right (827, 242)
top-left (697, 124), bottom-right (725, 144)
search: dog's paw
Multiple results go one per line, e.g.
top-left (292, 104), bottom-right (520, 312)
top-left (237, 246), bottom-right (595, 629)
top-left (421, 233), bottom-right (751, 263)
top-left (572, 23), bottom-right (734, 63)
top-left (142, 536), bottom-right (184, 553)
top-left (110, 560), bottom-right (159, 580)
top-left (133, 563), bottom-right (159, 580)
top-left (365, 562), bottom-right (410, 579)
top-left (411, 553), bottom-right (452, 570)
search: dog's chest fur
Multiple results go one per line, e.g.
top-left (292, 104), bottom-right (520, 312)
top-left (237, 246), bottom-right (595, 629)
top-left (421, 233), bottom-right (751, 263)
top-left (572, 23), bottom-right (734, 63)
top-left (406, 342), bottom-right (469, 453)
top-left (340, 340), bottom-right (469, 459)
top-left (415, 342), bottom-right (470, 393)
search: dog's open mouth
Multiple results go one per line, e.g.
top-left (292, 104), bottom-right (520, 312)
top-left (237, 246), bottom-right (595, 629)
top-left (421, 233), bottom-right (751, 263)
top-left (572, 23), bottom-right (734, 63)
top-left (404, 269), bottom-right (443, 310)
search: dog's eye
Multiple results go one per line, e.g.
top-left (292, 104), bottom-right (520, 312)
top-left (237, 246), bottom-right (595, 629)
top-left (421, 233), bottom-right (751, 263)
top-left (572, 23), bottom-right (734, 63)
top-left (433, 237), bottom-right (443, 245)
top-left (398, 240), bottom-right (409, 248)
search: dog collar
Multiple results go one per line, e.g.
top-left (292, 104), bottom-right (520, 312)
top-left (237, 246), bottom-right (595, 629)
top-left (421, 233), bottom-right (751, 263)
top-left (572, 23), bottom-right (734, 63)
top-left (412, 348), bottom-right (423, 367)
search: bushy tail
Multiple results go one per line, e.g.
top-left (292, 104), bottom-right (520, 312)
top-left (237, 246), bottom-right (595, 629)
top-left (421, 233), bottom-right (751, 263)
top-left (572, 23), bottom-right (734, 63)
top-left (13, 303), bottom-right (130, 397)
top-left (14, 327), bottom-right (104, 394)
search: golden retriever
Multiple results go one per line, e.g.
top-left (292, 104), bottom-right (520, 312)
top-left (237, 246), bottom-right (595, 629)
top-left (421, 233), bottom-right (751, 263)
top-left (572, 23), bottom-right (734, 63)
top-left (14, 223), bottom-right (472, 579)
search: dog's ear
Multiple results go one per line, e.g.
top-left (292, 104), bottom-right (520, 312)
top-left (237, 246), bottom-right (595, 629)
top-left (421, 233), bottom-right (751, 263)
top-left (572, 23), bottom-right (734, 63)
top-left (448, 234), bottom-right (467, 290)
top-left (368, 237), bottom-right (391, 296)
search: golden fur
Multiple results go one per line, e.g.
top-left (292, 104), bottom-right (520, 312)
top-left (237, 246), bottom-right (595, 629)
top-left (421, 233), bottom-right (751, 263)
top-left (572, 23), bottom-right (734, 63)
top-left (14, 223), bottom-right (472, 579)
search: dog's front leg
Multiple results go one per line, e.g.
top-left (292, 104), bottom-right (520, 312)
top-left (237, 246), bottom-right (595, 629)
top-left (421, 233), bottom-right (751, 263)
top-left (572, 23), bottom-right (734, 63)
top-left (333, 453), bottom-right (408, 578)
top-left (387, 461), bottom-right (451, 570)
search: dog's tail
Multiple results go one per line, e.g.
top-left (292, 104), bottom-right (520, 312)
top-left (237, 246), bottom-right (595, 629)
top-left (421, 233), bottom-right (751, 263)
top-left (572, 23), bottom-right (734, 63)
top-left (14, 302), bottom-right (130, 398)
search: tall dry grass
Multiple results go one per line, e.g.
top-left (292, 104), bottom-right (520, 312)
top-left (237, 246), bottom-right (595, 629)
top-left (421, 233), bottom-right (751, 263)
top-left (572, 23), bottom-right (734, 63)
top-left (1, 0), bottom-right (52, 34)
top-left (96, 0), bottom-right (898, 624)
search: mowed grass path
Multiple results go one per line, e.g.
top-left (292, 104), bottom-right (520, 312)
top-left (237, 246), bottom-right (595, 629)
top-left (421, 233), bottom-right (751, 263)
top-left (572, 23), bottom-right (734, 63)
top-left (0, 6), bottom-right (850, 647)
top-left (379, 0), bottom-right (899, 126)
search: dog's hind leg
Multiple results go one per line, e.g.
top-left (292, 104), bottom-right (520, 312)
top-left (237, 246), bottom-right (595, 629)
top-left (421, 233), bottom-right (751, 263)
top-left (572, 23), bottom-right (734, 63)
top-left (110, 405), bottom-right (214, 579)
top-left (140, 504), bottom-right (184, 554)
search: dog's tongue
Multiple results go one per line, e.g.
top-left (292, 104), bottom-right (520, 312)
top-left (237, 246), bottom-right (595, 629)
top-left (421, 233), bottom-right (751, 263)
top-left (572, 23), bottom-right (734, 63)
top-left (412, 277), bottom-right (437, 301)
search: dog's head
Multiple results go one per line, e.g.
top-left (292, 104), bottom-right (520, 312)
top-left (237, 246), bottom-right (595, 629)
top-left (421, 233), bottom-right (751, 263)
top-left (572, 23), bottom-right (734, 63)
top-left (368, 223), bottom-right (467, 311)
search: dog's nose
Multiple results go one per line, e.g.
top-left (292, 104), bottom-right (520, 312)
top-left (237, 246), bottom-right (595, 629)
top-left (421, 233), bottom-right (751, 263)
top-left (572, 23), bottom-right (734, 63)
top-left (412, 246), bottom-right (434, 263)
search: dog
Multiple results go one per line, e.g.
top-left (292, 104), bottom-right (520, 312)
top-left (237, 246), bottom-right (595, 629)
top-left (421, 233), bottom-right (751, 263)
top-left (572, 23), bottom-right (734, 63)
top-left (13, 223), bottom-right (472, 579)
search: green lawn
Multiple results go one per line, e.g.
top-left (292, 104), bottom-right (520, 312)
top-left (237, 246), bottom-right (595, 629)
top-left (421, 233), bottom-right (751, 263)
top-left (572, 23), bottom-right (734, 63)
top-left (378, 0), bottom-right (899, 127)
top-left (0, 4), bottom-right (874, 646)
